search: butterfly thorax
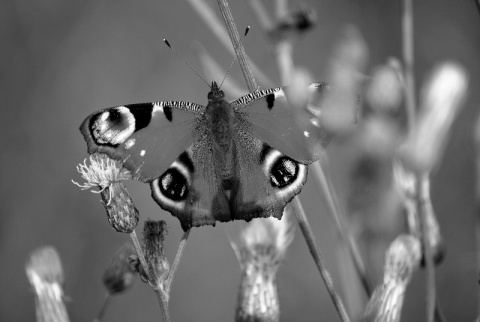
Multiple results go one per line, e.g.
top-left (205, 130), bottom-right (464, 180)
top-left (205, 82), bottom-right (237, 187)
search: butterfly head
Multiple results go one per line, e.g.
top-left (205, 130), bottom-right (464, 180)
top-left (208, 81), bottom-right (225, 102)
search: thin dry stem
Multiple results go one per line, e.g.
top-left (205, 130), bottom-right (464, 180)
top-left (165, 229), bottom-right (191, 292)
top-left (186, 0), bottom-right (274, 87)
top-left (311, 162), bottom-right (372, 297)
top-left (94, 294), bottom-right (111, 322)
top-left (216, 0), bottom-right (257, 91)
top-left (291, 197), bottom-right (351, 322)
top-left (402, 0), bottom-right (416, 132)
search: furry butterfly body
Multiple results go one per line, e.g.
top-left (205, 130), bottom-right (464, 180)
top-left (80, 82), bottom-right (328, 230)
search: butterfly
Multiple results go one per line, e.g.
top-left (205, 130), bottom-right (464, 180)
top-left (80, 81), bottom-right (330, 231)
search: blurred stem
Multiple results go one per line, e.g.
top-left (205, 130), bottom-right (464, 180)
top-left (94, 293), bottom-right (111, 322)
top-left (417, 175), bottom-right (435, 322)
top-left (291, 197), bottom-right (351, 322)
top-left (403, 1), bottom-right (437, 321)
top-left (312, 162), bottom-right (372, 297)
top-left (476, 0), bottom-right (480, 16)
top-left (187, 0), bottom-right (274, 87)
top-left (165, 229), bottom-right (191, 292)
top-left (217, 0), bottom-right (257, 92)
top-left (402, 0), bottom-right (416, 132)
top-left (246, 0), bottom-right (273, 31)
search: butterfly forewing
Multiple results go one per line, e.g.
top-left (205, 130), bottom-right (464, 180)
top-left (80, 101), bottom-right (205, 182)
top-left (231, 83), bottom-right (329, 164)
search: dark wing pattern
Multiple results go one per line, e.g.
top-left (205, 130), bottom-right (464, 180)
top-left (231, 83), bottom-right (330, 164)
top-left (80, 101), bottom-right (204, 182)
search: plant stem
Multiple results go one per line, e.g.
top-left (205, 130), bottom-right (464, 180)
top-left (291, 197), bottom-right (351, 322)
top-left (165, 229), bottom-right (191, 292)
top-left (402, 0), bottom-right (416, 132)
top-left (417, 176), bottom-right (435, 322)
top-left (311, 162), bottom-right (372, 297)
top-left (94, 293), bottom-right (111, 322)
top-left (216, 0), bottom-right (258, 92)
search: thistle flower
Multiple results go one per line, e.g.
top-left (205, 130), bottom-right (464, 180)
top-left (229, 213), bottom-right (294, 322)
top-left (73, 154), bottom-right (138, 233)
top-left (400, 62), bottom-right (469, 173)
top-left (26, 246), bottom-right (70, 322)
top-left (103, 243), bottom-right (136, 295)
top-left (362, 235), bottom-right (421, 322)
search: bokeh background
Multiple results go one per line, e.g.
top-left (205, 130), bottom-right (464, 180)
top-left (2, 0), bottom-right (480, 321)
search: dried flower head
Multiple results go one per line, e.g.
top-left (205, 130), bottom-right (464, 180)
top-left (26, 246), bottom-right (70, 322)
top-left (362, 235), bottom-right (421, 322)
top-left (230, 213), bottom-right (294, 322)
top-left (103, 243), bottom-right (136, 295)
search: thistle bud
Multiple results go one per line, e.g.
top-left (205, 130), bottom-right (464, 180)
top-left (362, 235), bottom-right (421, 322)
top-left (143, 220), bottom-right (170, 288)
top-left (103, 243), bottom-right (136, 295)
top-left (26, 246), bottom-right (70, 322)
top-left (229, 213), bottom-right (294, 322)
top-left (100, 182), bottom-right (139, 233)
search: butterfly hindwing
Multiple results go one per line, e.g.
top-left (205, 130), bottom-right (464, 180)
top-left (231, 82), bottom-right (330, 164)
top-left (80, 101), bottom-right (205, 182)
top-left (149, 125), bottom-right (308, 231)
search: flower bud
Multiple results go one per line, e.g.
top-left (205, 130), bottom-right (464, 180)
top-left (100, 182), bottom-right (139, 233)
top-left (103, 243), bottom-right (136, 295)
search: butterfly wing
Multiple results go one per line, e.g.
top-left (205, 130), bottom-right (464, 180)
top-left (229, 130), bottom-right (308, 222)
top-left (80, 101), bottom-right (205, 182)
top-left (231, 82), bottom-right (330, 164)
top-left (149, 128), bottom-right (308, 231)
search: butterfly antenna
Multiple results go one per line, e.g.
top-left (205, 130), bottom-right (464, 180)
top-left (219, 26), bottom-right (250, 89)
top-left (163, 39), bottom-right (210, 88)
